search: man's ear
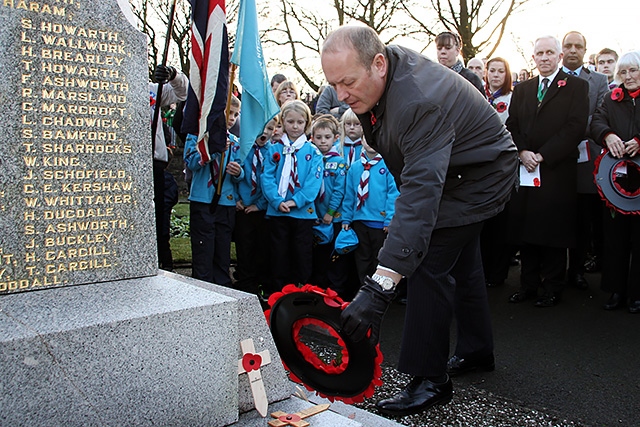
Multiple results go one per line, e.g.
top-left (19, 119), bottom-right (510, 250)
top-left (372, 53), bottom-right (387, 78)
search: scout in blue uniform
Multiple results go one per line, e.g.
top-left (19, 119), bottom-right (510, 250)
top-left (231, 117), bottom-right (277, 295)
top-left (308, 115), bottom-right (352, 295)
top-left (342, 136), bottom-right (400, 285)
top-left (340, 108), bottom-right (364, 167)
top-left (184, 96), bottom-right (242, 286)
top-left (261, 100), bottom-right (323, 293)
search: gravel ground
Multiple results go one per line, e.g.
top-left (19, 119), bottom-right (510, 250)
top-left (355, 365), bottom-right (587, 427)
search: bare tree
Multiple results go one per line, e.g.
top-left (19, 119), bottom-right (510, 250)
top-left (261, 0), bottom-right (411, 93)
top-left (128, 0), bottom-right (240, 79)
top-left (400, 0), bottom-right (530, 62)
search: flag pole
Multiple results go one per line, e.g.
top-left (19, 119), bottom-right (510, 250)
top-left (211, 63), bottom-right (238, 211)
top-left (151, 0), bottom-right (179, 156)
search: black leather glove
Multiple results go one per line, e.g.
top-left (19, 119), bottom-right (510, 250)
top-left (154, 65), bottom-right (177, 83)
top-left (340, 276), bottom-right (396, 344)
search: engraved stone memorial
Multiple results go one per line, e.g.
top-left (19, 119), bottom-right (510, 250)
top-left (0, 1), bottom-right (403, 426)
top-left (0, 0), bottom-right (156, 294)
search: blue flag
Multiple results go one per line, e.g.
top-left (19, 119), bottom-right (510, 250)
top-left (230, 0), bottom-right (280, 160)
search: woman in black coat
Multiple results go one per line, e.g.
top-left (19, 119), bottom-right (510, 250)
top-left (590, 50), bottom-right (640, 313)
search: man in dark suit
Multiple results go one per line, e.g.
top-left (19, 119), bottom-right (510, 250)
top-left (506, 35), bottom-right (589, 307)
top-left (561, 31), bottom-right (609, 289)
top-left (321, 25), bottom-right (517, 416)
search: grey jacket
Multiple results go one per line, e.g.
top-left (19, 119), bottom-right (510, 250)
top-left (357, 45), bottom-right (518, 276)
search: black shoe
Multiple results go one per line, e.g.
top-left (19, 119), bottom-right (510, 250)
top-left (568, 273), bottom-right (589, 290)
top-left (534, 293), bottom-right (560, 308)
top-left (509, 290), bottom-right (536, 303)
top-left (447, 354), bottom-right (495, 377)
top-left (628, 301), bottom-right (640, 314)
top-left (603, 293), bottom-right (625, 310)
top-left (375, 376), bottom-right (453, 416)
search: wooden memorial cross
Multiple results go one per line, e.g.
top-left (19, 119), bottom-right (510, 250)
top-left (237, 338), bottom-right (271, 417)
top-left (268, 403), bottom-right (331, 427)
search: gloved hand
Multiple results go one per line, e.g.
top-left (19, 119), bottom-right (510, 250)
top-left (154, 65), bottom-right (177, 83)
top-left (340, 276), bottom-right (396, 344)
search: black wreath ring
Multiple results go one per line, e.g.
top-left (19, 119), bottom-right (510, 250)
top-left (264, 284), bottom-right (383, 403)
top-left (594, 150), bottom-right (640, 215)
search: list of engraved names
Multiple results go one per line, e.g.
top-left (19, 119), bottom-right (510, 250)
top-left (1, 0), bottom-right (139, 293)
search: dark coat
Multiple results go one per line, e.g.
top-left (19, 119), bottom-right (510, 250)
top-left (357, 45), bottom-right (518, 277)
top-left (459, 67), bottom-right (485, 96)
top-left (590, 84), bottom-right (640, 145)
top-left (575, 67), bottom-right (609, 193)
top-left (506, 70), bottom-right (589, 247)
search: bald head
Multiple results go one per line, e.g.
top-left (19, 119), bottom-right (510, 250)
top-left (322, 25), bottom-right (386, 70)
top-left (467, 57), bottom-right (485, 81)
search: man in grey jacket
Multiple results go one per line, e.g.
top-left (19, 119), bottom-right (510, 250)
top-left (321, 25), bottom-right (518, 416)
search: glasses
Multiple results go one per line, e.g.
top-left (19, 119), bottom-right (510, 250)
top-left (619, 68), bottom-right (639, 77)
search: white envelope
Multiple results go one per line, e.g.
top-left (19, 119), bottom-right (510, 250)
top-left (520, 164), bottom-right (541, 187)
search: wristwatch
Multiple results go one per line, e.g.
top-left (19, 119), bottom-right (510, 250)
top-left (371, 273), bottom-right (397, 292)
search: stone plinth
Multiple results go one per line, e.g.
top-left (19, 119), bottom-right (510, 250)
top-left (0, 276), bottom-right (240, 426)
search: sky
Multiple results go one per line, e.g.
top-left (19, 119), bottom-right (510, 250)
top-left (268, 0), bottom-right (637, 91)
top-left (489, 0), bottom-right (637, 72)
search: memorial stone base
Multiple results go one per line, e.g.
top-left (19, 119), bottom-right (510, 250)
top-left (0, 271), bottom-right (403, 426)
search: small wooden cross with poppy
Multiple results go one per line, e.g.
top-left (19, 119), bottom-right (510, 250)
top-left (237, 338), bottom-right (272, 417)
top-left (268, 403), bottom-right (331, 427)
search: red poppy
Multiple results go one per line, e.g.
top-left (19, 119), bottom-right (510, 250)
top-left (611, 87), bottom-right (624, 102)
top-left (533, 178), bottom-right (541, 187)
top-left (496, 102), bottom-right (507, 113)
top-left (241, 353), bottom-right (262, 372)
top-left (273, 152), bottom-right (281, 162)
top-left (557, 79), bottom-right (567, 87)
top-left (370, 112), bottom-right (377, 125)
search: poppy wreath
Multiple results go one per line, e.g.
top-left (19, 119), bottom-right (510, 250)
top-left (265, 284), bottom-right (384, 403)
top-left (593, 149), bottom-right (640, 215)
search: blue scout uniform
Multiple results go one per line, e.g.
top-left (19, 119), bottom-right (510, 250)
top-left (184, 133), bottom-right (242, 206)
top-left (183, 133), bottom-right (242, 285)
top-left (233, 142), bottom-right (270, 210)
top-left (342, 152), bottom-right (399, 227)
top-left (315, 150), bottom-right (347, 222)
top-left (261, 138), bottom-right (323, 219)
top-left (342, 136), bottom-right (363, 168)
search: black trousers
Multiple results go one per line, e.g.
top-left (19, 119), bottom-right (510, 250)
top-left (352, 221), bottom-right (387, 286)
top-left (600, 209), bottom-right (640, 300)
top-left (190, 202), bottom-right (235, 286)
top-left (153, 160), bottom-right (167, 269)
top-left (519, 243), bottom-right (566, 294)
top-left (268, 216), bottom-right (314, 291)
top-left (398, 222), bottom-right (493, 378)
top-left (569, 193), bottom-right (604, 275)
top-left (310, 223), bottom-right (359, 300)
top-left (480, 208), bottom-right (511, 284)
top-left (233, 209), bottom-right (269, 293)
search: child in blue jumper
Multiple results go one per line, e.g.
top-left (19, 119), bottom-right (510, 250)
top-left (184, 95), bottom-right (242, 286)
top-left (339, 108), bottom-right (364, 168)
top-left (309, 114), bottom-right (349, 292)
top-left (261, 100), bottom-right (323, 293)
top-left (231, 117), bottom-right (277, 295)
top-left (342, 136), bottom-right (400, 285)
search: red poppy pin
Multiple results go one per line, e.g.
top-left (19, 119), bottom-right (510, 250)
top-left (273, 152), bottom-right (281, 162)
top-left (557, 79), bottom-right (567, 88)
top-left (370, 112), bottom-right (377, 126)
top-left (241, 353), bottom-right (262, 372)
top-left (611, 87), bottom-right (624, 102)
top-left (496, 102), bottom-right (507, 113)
top-left (533, 178), bottom-right (541, 187)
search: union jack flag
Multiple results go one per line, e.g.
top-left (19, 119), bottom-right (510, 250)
top-left (182, 0), bottom-right (229, 163)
